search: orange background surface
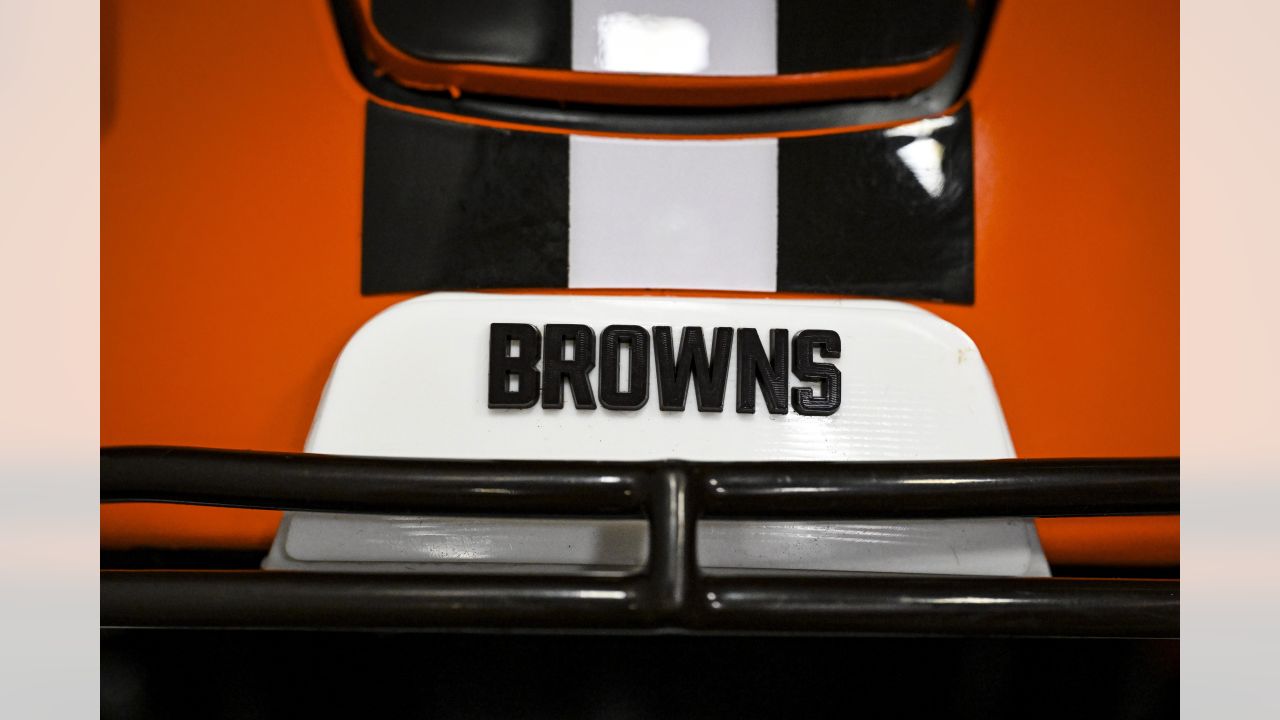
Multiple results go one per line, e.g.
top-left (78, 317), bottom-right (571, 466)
top-left (101, 0), bottom-right (1178, 564)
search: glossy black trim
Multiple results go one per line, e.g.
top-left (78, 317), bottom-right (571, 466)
top-left (371, 0), bottom-right (964, 74)
top-left (372, 0), bottom-right (571, 69)
top-left (329, 0), bottom-right (999, 135)
top-left (778, 0), bottom-right (966, 73)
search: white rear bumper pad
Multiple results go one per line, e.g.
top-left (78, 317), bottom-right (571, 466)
top-left (266, 293), bottom-right (1047, 577)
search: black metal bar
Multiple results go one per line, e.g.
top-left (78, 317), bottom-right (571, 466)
top-left (693, 575), bottom-right (1178, 638)
top-left (101, 571), bottom-right (649, 631)
top-left (100, 447), bottom-right (1180, 637)
top-left (100, 571), bottom-right (1177, 638)
top-left (697, 458), bottom-right (1179, 518)
top-left (101, 446), bottom-right (647, 515)
top-left (644, 467), bottom-right (699, 622)
top-left (102, 448), bottom-right (1178, 519)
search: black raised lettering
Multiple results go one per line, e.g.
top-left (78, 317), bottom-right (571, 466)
top-left (736, 328), bottom-right (789, 414)
top-left (542, 324), bottom-right (597, 409)
top-left (487, 323), bottom-right (541, 409)
top-left (599, 325), bottom-right (650, 411)
top-left (791, 329), bottom-right (842, 416)
top-left (653, 326), bottom-right (732, 412)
